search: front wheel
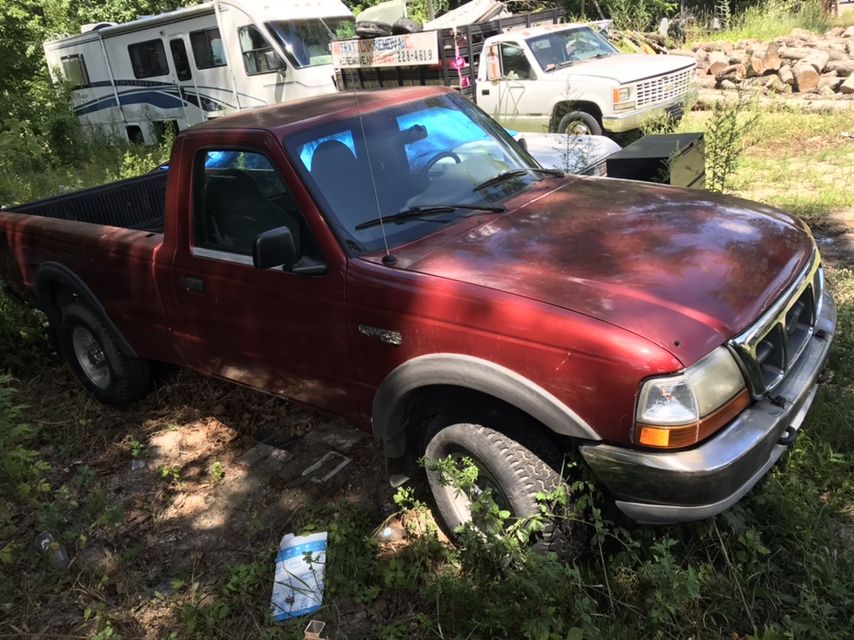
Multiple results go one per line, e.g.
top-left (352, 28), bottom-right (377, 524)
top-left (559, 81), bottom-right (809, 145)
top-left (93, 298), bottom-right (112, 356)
top-left (424, 422), bottom-right (585, 560)
top-left (59, 302), bottom-right (151, 406)
top-left (557, 111), bottom-right (602, 136)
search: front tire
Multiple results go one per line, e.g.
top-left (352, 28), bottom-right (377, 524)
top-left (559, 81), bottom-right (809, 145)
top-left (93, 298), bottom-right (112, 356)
top-left (59, 302), bottom-right (151, 406)
top-left (557, 111), bottom-right (602, 136)
top-left (424, 422), bottom-right (584, 560)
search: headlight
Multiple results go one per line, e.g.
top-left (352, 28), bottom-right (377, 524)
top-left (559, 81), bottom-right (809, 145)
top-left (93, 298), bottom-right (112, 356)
top-left (635, 347), bottom-right (749, 449)
top-left (612, 87), bottom-right (631, 103)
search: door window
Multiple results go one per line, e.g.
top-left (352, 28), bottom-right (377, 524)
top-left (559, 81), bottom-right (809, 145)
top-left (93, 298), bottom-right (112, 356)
top-left (193, 150), bottom-right (307, 261)
top-left (190, 28), bottom-right (227, 69)
top-left (238, 25), bottom-right (285, 75)
top-left (500, 43), bottom-right (533, 80)
top-left (169, 39), bottom-right (192, 81)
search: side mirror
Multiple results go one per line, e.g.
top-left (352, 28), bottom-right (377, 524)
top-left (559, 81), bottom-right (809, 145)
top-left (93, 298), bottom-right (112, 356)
top-left (253, 226), bottom-right (297, 270)
top-left (485, 45), bottom-right (501, 81)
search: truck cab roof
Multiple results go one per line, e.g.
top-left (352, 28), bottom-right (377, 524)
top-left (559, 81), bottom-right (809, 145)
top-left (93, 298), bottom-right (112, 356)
top-left (183, 86), bottom-right (457, 137)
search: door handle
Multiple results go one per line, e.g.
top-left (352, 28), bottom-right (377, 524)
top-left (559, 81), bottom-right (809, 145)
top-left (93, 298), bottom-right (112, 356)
top-left (180, 276), bottom-right (205, 293)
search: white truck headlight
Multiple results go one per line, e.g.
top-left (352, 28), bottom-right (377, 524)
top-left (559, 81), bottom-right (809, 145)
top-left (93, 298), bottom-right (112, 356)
top-left (612, 87), bottom-right (633, 111)
top-left (612, 87), bottom-right (631, 102)
top-left (635, 347), bottom-right (749, 449)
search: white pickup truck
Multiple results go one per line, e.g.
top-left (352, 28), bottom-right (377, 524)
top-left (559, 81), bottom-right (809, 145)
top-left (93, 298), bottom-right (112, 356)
top-left (333, 10), bottom-right (698, 137)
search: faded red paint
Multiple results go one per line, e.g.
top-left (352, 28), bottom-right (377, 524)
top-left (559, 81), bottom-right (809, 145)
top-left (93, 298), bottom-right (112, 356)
top-left (0, 87), bottom-right (816, 446)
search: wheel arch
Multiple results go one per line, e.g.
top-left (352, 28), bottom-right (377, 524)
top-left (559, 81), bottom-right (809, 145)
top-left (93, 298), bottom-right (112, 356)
top-left (549, 99), bottom-right (604, 132)
top-left (34, 262), bottom-right (137, 356)
top-left (372, 353), bottom-right (601, 459)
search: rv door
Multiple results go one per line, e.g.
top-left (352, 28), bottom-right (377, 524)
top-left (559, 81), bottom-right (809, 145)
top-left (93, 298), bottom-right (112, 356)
top-left (167, 37), bottom-right (206, 126)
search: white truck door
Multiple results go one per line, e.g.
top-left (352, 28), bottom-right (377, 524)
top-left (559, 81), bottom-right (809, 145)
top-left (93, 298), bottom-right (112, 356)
top-left (477, 41), bottom-right (537, 132)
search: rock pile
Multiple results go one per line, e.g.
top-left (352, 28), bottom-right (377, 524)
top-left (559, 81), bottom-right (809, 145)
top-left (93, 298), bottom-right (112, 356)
top-left (676, 25), bottom-right (854, 96)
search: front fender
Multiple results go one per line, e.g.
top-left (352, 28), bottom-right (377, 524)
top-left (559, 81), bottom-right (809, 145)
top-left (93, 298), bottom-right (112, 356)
top-left (372, 353), bottom-right (601, 458)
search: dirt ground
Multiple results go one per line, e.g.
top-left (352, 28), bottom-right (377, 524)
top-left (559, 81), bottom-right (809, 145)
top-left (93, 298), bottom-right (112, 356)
top-left (811, 208), bottom-right (854, 267)
top-left (10, 364), bottom-right (392, 638)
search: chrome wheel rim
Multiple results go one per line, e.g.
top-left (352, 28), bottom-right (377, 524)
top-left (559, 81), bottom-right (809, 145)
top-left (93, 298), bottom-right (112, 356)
top-left (71, 326), bottom-right (111, 389)
top-left (565, 121), bottom-right (591, 136)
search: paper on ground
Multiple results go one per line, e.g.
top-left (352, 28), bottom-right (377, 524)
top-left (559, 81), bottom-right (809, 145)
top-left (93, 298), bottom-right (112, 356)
top-left (271, 531), bottom-right (327, 622)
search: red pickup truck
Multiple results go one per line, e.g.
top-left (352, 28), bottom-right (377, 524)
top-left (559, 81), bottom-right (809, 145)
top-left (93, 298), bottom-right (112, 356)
top-left (0, 87), bottom-right (836, 553)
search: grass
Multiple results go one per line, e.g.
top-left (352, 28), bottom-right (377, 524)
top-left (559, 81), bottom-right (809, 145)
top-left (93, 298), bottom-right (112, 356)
top-left (2, 100), bottom-right (854, 640)
top-left (685, 0), bottom-right (854, 44)
top-left (679, 107), bottom-right (854, 215)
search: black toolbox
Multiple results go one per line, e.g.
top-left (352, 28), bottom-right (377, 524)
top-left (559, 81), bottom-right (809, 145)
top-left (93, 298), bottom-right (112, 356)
top-left (606, 133), bottom-right (705, 189)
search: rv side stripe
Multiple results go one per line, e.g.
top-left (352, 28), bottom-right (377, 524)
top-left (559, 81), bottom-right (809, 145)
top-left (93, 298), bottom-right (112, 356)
top-left (73, 88), bottom-right (237, 115)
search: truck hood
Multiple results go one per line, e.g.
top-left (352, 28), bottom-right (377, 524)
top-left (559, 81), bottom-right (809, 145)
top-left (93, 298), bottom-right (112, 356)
top-left (391, 178), bottom-right (815, 365)
top-left (552, 54), bottom-right (695, 84)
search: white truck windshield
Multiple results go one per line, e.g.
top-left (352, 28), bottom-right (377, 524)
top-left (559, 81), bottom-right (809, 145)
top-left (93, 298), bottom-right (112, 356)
top-left (267, 18), bottom-right (355, 68)
top-left (526, 26), bottom-right (618, 71)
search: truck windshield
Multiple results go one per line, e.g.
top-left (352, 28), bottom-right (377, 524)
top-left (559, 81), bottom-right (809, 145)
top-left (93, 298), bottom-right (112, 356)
top-left (527, 26), bottom-right (618, 70)
top-left (266, 18), bottom-right (355, 68)
top-left (284, 92), bottom-right (543, 255)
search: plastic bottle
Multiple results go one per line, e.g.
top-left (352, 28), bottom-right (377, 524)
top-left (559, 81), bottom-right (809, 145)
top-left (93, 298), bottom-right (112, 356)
top-left (34, 531), bottom-right (70, 570)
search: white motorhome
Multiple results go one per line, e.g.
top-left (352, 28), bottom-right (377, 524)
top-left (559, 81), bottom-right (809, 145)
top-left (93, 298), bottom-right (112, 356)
top-left (43, 0), bottom-right (354, 144)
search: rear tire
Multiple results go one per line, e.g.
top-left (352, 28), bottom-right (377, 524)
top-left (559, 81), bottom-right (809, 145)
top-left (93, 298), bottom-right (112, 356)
top-left (424, 421), bottom-right (585, 560)
top-left (59, 302), bottom-right (151, 406)
top-left (557, 111), bottom-right (602, 136)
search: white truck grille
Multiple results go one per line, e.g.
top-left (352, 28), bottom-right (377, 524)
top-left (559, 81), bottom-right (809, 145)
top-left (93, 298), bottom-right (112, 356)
top-left (634, 67), bottom-right (695, 107)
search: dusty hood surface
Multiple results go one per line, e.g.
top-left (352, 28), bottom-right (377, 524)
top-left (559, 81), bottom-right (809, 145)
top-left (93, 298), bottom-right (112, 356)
top-left (552, 53), bottom-right (695, 83)
top-left (392, 178), bottom-right (815, 365)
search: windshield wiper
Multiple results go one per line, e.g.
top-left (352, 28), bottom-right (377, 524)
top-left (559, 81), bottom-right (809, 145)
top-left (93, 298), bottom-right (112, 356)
top-left (532, 168), bottom-right (566, 177)
top-left (354, 203), bottom-right (506, 230)
top-left (473, 169), bottom-right (529, 191)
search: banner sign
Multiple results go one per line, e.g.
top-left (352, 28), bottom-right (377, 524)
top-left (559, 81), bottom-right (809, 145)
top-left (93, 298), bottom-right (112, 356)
top-left (332, 32), bottom-right (439, 68)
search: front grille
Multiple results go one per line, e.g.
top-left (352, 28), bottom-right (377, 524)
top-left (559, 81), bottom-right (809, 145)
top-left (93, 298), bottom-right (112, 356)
top-left (730, 251), bottom-right (822, 397)
top-left (634, 67), bottom-right (695, 107)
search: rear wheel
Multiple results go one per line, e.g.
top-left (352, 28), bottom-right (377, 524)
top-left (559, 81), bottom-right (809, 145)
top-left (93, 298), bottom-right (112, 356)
top-left (59, 302), bottom-right (151, 406)
top-left (424, 421), bottom-right (585, 560)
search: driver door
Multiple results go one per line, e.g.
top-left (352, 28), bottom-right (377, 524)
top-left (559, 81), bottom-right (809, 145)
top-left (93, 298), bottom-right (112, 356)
top-left (478, 42), bottom-right (535, 131)
top-left (167, 131), bottom-right (357, 420)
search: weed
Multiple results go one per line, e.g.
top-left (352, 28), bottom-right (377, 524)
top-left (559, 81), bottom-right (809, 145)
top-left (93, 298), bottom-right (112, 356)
top-left (158, 464), bottom-right (183, 487)
top-left (705, 87), bottom-right (759, 193)
top-left (690, 0), bottom-right (836, 43)
top-left (128, 437), bottom-right (144, 458)
top-left (0, 376), bottom-right (50, 502)
top-left (210, 460), bottom-right (225, 484)
top-left (0, 289), bottom-right (52, 376)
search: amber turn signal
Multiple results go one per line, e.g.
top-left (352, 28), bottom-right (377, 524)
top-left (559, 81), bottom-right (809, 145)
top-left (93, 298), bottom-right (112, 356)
top-left (637, 389), bottom-right (750, 449)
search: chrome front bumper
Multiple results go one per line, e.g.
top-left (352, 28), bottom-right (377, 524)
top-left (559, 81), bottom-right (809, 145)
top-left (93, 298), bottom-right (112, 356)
top-left (601, 87), bottom-right (699, 133)
top-left (580, 289), bottom-right (836, 524)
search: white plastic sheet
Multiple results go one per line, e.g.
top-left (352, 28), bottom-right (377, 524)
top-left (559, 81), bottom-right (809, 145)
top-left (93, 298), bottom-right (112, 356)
top-left (271, 532), bottom-right (327, 622)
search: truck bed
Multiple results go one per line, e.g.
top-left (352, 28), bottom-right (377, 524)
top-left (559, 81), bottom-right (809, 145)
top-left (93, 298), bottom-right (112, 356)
top-left (6, 171), bottom-right (167, 233)
top-left (333, 7), bottom-right (564, 99)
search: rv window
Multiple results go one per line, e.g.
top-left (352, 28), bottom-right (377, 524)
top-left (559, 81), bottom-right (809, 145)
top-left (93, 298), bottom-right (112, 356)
top-left (238, 25), bottom-right (284, 75)
top-left (190, 28), bottom-right (227, 69)
top-left (169, 39), bottom-right (192, 81)
top-left (267, 18), bottom-right (355, 68)
top-left (60, 54), bottom-right (89, 88)
top-left (128, 40), bottom-right (170, 79)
